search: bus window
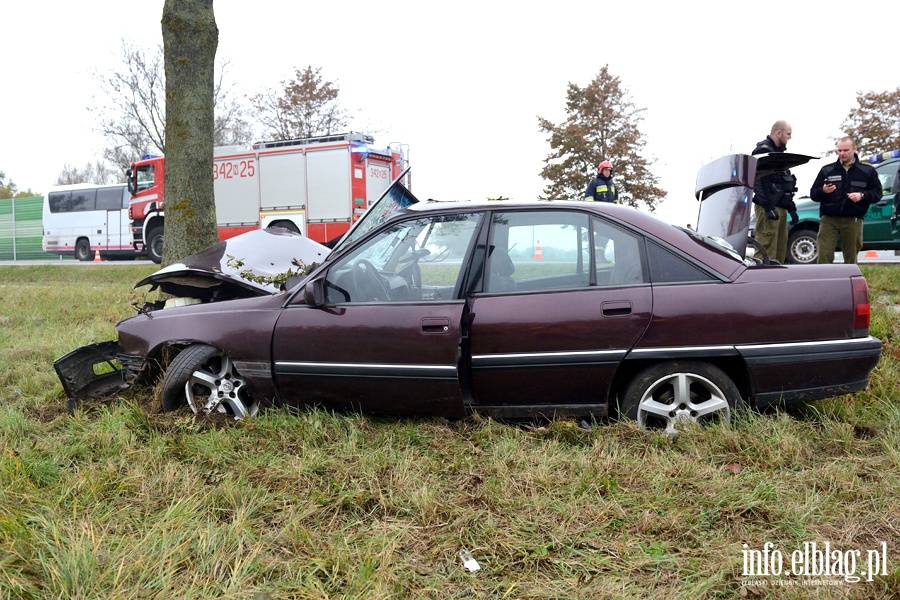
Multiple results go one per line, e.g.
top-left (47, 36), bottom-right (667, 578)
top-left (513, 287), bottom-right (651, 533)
top-left (47, 191), bottom-right (71, 213)
top-left (69, 190), bottom-right (96, 212)
top-left (48, 189), bottom-right (96, 213)
top-left (97, 186), bottom-right (124, 211)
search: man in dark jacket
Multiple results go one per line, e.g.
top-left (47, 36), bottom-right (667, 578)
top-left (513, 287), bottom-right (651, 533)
top-left (584, 160), bottom-right (618, 203)
top-left (809, 136), bottom-right (882, 264)
top-left (751, 120), bottom-right (798, 263)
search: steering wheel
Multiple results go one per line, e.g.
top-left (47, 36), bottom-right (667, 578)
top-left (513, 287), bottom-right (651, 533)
top-left (351, 259), bottom-right (390, 301)
top-left (746, 238), bottom-right (772, 265)
top-left (397, 248), bottom-right (429, 289)
top-left (424, 247), bottom-right (451, 262)
top-left (399, 248), bottom-right (431, 264)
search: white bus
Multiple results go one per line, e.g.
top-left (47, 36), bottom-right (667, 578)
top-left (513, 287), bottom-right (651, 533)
top-left (42, 183), bottom-right (143, 261)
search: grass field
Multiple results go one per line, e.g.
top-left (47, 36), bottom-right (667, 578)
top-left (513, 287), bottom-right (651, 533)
top-left (1, 264), bottom-right (899, 599)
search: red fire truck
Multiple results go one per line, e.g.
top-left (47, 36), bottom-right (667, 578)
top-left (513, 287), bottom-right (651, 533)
top-left (126, 133), bottom-right (408, 263)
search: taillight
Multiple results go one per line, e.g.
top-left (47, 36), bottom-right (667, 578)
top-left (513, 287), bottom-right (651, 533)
top-left (851, 276), bottom-right (870, 333)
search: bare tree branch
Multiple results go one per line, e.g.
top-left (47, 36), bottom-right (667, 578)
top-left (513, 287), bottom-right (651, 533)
top-left (90, 40), bottom-right (252, 176)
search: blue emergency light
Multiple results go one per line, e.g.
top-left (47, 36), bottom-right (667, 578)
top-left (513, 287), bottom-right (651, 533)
top-left (866, 149), bottom-right (900, 164)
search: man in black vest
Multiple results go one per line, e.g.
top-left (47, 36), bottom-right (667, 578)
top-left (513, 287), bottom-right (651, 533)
top-left (751, 120), bottom-right (798, 263)
top-left (809, 137), bottom-right (881, 264)
top-left (584, 160), bottom-right (619, 203)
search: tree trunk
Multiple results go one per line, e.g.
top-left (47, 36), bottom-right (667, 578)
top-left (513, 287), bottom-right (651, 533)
top-left (161, 0), bottom-right (219, 266)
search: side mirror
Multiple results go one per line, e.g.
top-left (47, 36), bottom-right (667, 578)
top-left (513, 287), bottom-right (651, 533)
top-left (303, 276), bottom-right (326, 307)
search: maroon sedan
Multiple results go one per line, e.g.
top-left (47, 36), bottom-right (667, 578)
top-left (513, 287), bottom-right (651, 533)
top-left (55, 155), bottom-right (882, 433)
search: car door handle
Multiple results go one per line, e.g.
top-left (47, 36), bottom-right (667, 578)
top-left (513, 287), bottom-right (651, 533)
top-left (421, 317), bottom-right (451, 334)
top-left (601, 301), bottom-right (632, 317)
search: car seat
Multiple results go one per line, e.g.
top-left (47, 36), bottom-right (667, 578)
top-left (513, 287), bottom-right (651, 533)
top-left (488, 247), bottom-right (516, 291)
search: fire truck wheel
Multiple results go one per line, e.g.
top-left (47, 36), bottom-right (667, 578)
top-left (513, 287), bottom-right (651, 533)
top-left (269, 220), bottom-right (299, 234)
top-left (147, 227), bottom-right (164, 264)
top-left (75, 239), bottom-right (93, 262)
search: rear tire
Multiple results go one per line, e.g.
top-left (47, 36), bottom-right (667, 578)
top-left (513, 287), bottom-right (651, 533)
top-left (75, 239), bottom-right (92, 262)
top-left (146, 227), bottom-right (164, 264)
top-left (161, 344), bottom-right (257, 419)
top-left (621, 361), bottom-right (742, 434)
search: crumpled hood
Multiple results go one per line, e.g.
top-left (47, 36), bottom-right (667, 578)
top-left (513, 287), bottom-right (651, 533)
top-left (135, 227), bottom-right (331, 299)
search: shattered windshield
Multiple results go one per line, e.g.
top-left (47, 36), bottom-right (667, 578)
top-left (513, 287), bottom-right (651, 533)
top-left (678, 225), bottom-right (745, 262)
top-left (336, 175), bottom-right (419, 251)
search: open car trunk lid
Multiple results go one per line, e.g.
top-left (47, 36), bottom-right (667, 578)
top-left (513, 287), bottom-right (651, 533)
top-left (695, 152), bottom-right (818, 258)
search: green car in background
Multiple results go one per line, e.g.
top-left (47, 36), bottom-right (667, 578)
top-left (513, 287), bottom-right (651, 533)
top-left (784, 151), bottom-right (900, 263)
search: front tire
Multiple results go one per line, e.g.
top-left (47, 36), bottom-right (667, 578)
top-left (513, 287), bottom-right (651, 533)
top-left (787, 228), bottom-right (818, 264)
top-left (161, 344), bottom-right (258, 419)
top-left (621, 361), bottom-right (742, 434)
top-left (146, 227), bottom-right (164, 264)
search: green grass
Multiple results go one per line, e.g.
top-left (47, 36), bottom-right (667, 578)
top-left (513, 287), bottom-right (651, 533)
top-left (1, 264), bottom-right (899, 598)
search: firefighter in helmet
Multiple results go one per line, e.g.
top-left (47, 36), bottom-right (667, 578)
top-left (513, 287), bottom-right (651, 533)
top-left (584, 160), bottom-right (619, 203)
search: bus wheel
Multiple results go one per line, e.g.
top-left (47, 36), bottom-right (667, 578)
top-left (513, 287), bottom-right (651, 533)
top-left (75, 239), bottom-right (93, 262)
top-left (147, 227), bottom-right (164, 264)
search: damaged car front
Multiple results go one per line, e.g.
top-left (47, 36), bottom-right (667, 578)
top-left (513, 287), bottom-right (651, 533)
top-left (54, 226), bottom-right (331, 417)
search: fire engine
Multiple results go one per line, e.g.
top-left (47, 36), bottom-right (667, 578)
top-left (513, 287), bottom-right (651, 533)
top-left (126, 133), bottom-right (408, 263)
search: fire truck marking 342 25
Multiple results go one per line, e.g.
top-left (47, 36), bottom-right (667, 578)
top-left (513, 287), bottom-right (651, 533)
top-left (126, 133), bottom-right (408, 264)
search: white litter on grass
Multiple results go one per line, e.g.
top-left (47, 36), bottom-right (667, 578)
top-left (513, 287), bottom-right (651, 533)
top-left (459, 548), bottom-right (480, 572)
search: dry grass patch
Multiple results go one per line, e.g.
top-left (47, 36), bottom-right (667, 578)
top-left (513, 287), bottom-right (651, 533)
top-left (1, 264), bottom-right (899, 598)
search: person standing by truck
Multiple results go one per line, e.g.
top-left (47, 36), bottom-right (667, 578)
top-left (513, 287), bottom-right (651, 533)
top-left (751, 120), bottom-right (798, 264)
top-left (809, 136), bottom-right (882, 264)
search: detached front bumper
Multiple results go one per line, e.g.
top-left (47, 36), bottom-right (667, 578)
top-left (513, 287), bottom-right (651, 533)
top-left (53, 341), bottom-right (145, 409)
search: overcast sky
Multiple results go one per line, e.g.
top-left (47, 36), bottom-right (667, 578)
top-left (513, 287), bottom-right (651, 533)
top-left (3, 1), bottom-right (898, 225)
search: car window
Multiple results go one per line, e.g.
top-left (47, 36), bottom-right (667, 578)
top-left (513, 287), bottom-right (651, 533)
top-left (593, 216), bottom-right (646, 286)
top-left (485, 210), bottom-right (591, 293)
top-left (647, 241), bottom-right (717, 283)
top-left (483, 210), bottom-right (646, 292)
top-left (324, 212), bottom-right (482, 303)
top-left (874, 160), bottom-right (897, 194)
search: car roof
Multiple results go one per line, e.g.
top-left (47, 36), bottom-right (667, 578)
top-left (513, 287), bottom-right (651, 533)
top-left (380, 198), bottom-right (702, 260)
top-left (400, 198), bottom-right (679, 234)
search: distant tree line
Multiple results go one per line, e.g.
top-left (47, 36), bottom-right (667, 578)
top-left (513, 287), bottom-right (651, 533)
top-left (0, 171), bottom-right (38, 199)
top-left (25, 41), bottom-right (900, 207)
top-left (58, 43), bottom-right (354, 188)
